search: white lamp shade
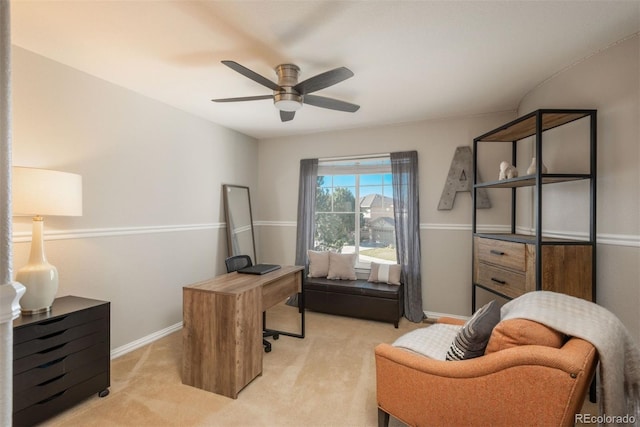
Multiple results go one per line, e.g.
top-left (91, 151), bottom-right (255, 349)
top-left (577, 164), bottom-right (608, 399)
top-left (12, 167), bottom-right (83, 217)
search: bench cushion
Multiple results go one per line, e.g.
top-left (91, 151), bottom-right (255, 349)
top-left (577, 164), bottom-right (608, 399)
top-left (305, 277), bottom-right (401, 299)
top-left (304, 277), bottom-right (404, 327)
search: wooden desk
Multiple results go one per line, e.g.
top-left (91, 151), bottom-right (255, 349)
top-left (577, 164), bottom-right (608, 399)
top-left (182, 265), bottom-right (304, 398)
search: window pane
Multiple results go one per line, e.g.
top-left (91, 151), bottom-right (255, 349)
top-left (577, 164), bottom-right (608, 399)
top-left (317, 175), bottom-right (332, 188)
top-left (361, 185), bottom-right (382, 198)
top-left (333, 175), bottom-right (355, 186)
top-left (315, 186), bottom-right (332, 213)
top-left (360, 174), bottom-right (383, 186)
top-left (314, 158), bottom-right (396, 265)
top-left (360, 225), bottom-right (396, 264)
top-left (360, 184), bottom-right (396, 264)
top-left (314, 213), bottom-right (355, 252)
top-left (332, 187), bottom-right (356, 212)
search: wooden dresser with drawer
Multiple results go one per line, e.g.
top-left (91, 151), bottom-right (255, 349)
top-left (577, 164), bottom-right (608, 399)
top-left (13, 296), bottom-right (110, 426)
top-left (473, 236), bottom-right (593, 302)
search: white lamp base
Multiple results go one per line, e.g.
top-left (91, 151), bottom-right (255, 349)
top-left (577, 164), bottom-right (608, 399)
top-left (16, 264), bottom-right (58, 314)
top-left (16, 217), bottom-right (59, 315)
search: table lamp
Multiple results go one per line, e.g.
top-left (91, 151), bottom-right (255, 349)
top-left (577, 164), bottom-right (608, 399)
top-left (12, 166), bottom-right (83, 314)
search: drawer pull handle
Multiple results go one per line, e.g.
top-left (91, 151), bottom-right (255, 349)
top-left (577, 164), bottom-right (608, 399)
top-left (38, 373), bottom-right (66, 387)
top-left (36, 390), bottom-right (67, 405)
top-left (38, 356), bottom-right (67, 369)
top-left (38, 343), bottom-right (67, 354)
top-left (491, 278), bottom-right (506, 285)
top-left (38, 316), bottom-right (68, 326)
top-left (490, 250), bottom-right (505, 256)
top-left (39, 330), bottom-right (66, 340)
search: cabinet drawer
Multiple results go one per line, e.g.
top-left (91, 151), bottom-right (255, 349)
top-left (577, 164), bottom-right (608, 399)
top-left (12, 372), bottom-right (109, 427)
top-left (476, 238), bottom-right (526, 272)
top-left (14, 356), bottom-right (109, 412)
top-left (14, 319), bottom-right (108, 361)
top-left (14, 332), bottom-right (107, 375)
top-left (14, 304), bottom-right (108, 344)
top-left (476, 263), bottom-right (526, 299)
top-left (262, 272), bottom-right (300, 310)
top-left (14, 342), bottom-right (108, 393)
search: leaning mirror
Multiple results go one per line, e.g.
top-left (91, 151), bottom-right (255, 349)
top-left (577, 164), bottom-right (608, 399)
top-left (223, 184), bottom-right (257, 263)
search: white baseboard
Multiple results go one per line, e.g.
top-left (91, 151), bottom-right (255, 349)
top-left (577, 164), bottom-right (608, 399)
top-left (110, 321), bottom-right (182, 360)
top-left (110, 312), bottom-right (468, 359)
top-left (424, 310), bottom-right (470, 322)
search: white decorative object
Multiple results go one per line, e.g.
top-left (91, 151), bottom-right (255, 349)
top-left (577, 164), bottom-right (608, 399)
top-left (526, 157), bottom-right (548, 175)
top-left (498, 161), bottom-right (518, 180)
top-left (12, 167), bottom-right (83, 314)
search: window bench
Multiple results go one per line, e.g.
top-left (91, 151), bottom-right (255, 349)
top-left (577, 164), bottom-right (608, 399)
top-left (304, 277), bottom-right (404, 328)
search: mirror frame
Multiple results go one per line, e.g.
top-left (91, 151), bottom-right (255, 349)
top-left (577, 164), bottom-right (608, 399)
top-left (222, 184), bottom-right (257, 264)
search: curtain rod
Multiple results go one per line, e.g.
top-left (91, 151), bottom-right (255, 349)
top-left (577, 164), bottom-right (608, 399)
top-left (318, 152), bottom-right (391, 162)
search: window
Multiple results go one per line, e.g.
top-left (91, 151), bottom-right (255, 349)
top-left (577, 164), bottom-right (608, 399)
top-left (315, 156), bottom-right (396, 267)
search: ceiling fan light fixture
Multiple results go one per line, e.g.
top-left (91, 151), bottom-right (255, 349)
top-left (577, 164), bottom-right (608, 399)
top-left (274, 99), bottom-right (302, 112)
top-left (215, 61), bottom-right (359, 121)
top-left (274, 92), bottom-right (302, 112)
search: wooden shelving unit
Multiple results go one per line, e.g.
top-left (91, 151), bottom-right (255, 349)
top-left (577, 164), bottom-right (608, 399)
top-left (471, 109), bottom-right (597, 311)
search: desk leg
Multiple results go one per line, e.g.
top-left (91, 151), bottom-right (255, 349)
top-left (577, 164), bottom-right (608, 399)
top-left (299, 290), bottom-right (305, 338)
top-left (267, 292), bottom-right (305, 339)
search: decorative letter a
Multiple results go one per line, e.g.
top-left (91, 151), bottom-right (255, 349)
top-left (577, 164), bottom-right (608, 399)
top-left (437, 146), bottom-right (490, 210)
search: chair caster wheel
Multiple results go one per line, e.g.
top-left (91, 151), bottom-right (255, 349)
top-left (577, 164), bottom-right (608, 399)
top-left (265, 346), bottom-right (272, 353)
top-left (98, 389), bottom-right (110, 398)
top-left (273, 334), bottom-right (279, 340)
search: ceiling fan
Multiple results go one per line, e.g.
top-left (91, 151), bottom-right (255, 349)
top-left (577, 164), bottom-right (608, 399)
top-left (212, 60), bottom-right (360, 122)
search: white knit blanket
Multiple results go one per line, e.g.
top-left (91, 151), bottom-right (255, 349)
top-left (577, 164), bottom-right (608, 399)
top-left (501, 291), bottom-right (640, 426)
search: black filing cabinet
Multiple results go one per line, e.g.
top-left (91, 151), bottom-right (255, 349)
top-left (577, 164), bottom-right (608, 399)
top-left (13, 296), bottom-right (110, 426)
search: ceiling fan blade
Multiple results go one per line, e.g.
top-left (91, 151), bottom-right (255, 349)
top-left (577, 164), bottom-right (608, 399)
top-left (280, 111), bottom-right (295, 122)
top-left (212, 95), bottom-right (273, 103)
top-left (294, 67), bottom-right (354, 94)
top-left (303, 94), bottom-right (360, 112)
top-left (221, 60), bottom-right (281, 91)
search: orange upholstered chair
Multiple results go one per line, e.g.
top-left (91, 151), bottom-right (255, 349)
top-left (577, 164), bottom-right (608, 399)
top-left (375, 317), bottom-right (597, 427)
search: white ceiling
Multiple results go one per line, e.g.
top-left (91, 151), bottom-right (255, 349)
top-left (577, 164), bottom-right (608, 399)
top-left (10, 1), bottom-right (640, 140)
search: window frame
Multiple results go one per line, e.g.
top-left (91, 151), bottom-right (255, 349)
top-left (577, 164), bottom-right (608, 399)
top-left (316, 155), bottom-right (395, 269)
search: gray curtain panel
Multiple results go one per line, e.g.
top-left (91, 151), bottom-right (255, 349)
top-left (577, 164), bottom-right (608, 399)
top-left (391, 151), bottom-right (424, 322)
top-left (288, 158), bottom-right (318, 307)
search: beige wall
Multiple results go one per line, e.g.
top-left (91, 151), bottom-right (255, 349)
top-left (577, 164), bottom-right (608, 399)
top-left (518, 34), bottom-right (640, 343)
top-left (11, 47), bottom-right (259, 350)
top-left (256, 34), bottom-right (640, 340)
top-left (255, 111), bottom-right (516, 317)
top-left (10, 32), bottom-right (638, 352)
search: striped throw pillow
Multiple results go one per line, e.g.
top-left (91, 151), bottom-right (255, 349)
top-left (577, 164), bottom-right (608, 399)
top-left (446, 300), bottom-right (500, 361)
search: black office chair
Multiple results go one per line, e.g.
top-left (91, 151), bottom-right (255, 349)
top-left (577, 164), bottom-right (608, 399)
top-left (224, 255), bottom-right (279, 353)
top-left (225, 254), bottom-right (253, 273)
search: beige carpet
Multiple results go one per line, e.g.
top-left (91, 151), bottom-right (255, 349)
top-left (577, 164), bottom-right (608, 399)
top-left (40, 303), bottom-right (598, 427)
top-left (40, 303), bottom-right (424, 427)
